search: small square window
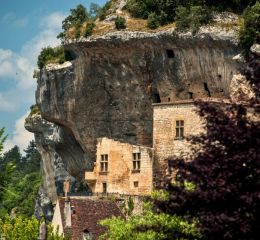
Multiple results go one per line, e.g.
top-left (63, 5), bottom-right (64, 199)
top-left (166, 49), bottom-right (175, 58)
top-left (134, 181), bottom-right (139, 188)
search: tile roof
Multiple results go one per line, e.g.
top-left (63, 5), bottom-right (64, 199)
top-left (58, 197), bottom-right (123, 240)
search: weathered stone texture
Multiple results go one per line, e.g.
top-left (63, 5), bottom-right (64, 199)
top-left (85, 138), bottom-right (153, 195)
top-left (153, 101), bottom-right (204, 181)
top-left (36, 30), bottom-right (240, 178)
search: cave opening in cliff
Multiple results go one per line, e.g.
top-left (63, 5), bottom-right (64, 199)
top-left (166, 49), bottom-right (175, 58)
top-left (204, 83), bottom-right (211, 97)
top-left (188, 92), bottom-right (193, 99)
top-left (65, 50), bottom-right (77, 61)
top-left (152, 93), bottom-right (161, 103)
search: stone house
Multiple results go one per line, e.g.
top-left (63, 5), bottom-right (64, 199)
top-left (85, 99), bottom-right (230, 194)
top-left (85, 138), bottom-right (153, 195)
top-left (52, 196), bottom-right (123, 240)
top-left (153, 100), bottom-right (205, 181)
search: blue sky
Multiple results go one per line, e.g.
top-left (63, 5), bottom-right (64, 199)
top-left (0, 0), bottom-right (106, 153)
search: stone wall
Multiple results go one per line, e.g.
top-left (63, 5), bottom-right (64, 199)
top-left (153, 101), bottom-right (204, 182)
top-left (85, 138), bottom-right (153, 195)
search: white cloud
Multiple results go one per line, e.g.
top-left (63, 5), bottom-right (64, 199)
top-left (4, 111), bottom-right (34, 153)
top-left (1, 12), bottom-right (28, 28)
top-left (1, 11), bottom-right (66, 150)
top-left (0, 93), bottom-right (16, 112)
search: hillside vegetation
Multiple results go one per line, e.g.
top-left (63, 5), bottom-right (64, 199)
top-left (36, 0), bottom-right (259, 69)
top-left (0, 141), bottom-right (41, 218)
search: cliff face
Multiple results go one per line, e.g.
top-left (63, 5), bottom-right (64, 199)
top-left (25, 113), bottom-right (71, 202)
top-left (35, 30), bottom-right (241, 180)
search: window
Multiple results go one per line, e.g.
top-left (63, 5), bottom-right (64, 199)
top-left (176, 120), bottom-right (184, 139)
top-left (166, 49), bottom-right (175, 58)
top-left (100, 154), bottom-right (108, 172)
top-left (133, 153), bottom-right (141, 171)
top-left (134, 181), bottom-right (139, 188)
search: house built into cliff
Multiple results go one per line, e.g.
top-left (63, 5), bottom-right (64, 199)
top-left (85, 138), bottom-right (153, 195)
top-left (85, 99), bottom-right (230, 194)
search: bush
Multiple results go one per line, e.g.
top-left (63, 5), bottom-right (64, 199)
top-left (239, 1), bottom-right (260, 50)
top-left (175, 5), bottom-right (212, 33)
top-left (37, 46), bottom-right (65, 69)
top-left (147, 12), bottom-right (160, 29)
top-left (84, 22), bottom-right (96, 37)
top-left (115, 16), bottom-right (126, 30)
top-left (57, 4), bottom-right (89, 41)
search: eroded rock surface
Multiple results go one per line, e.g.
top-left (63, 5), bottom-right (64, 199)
top-left (35, 30), bottom-right (241, 178)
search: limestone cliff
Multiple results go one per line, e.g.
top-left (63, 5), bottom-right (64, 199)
top-left (36, 30), bottom-right (240, 177)
top-left (26, 28), bottom-right (243, 208)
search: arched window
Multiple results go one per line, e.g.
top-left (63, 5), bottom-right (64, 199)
top-left (82, 229), bottom-right (92, 240)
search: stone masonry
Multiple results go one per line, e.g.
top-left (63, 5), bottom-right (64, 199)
top-left (85, 138), bottom-right (153, 195)
top-left (153, 100), bottom-right (205, 182)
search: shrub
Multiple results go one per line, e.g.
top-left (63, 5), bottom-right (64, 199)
top-left (115, 16), bottom-right (126, 30)
top-left (147, 12), bottom-right (160, 29)
top-left (175, 5), bottom-right (212, 33)
top-left (29, 105), bottom-right (40, 116)
top-left (239, 1), bottom-right (260, 50)
top-left (57, 4), bottom-right (89, 41)
top-left (37, 46), bottom-right (65, 69)
top-left (99, 1), bottom-right (112, 20)
top-left (84, 22), bottom-right (96, 37)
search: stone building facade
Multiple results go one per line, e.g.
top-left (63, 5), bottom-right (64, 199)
top-left (85, 138), bottom-right (153, 195)
top-left (153, 100), bottom-right (205, 181)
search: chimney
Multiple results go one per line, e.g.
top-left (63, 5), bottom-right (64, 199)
top-left (64, 198), bottom-right (72, 227)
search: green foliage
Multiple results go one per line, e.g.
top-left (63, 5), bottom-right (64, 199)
top-left (115, 16), bottom-right (126, 30)
top-left (0, 141), bottom-right (41, 218)
top-left (89, 3), bottom-right (102, 19)
top-left (47, 224), bottom-right (68, 240)
top-left (239, 1), bottom-right (260, 50)
top-left (99, 1), bottom-right (112, 20)
top-left (29, 105), bottom-right (40, 116)
top-left (61, 4), bottom-right (89, 32)
top-left (100, 201), bottom-right (201, 240)
top-left (84, 22), bottom-right (96, 37)
top-left (151, 190), bottom-right (169, 201)
top-left (0, 216), bottom-right (67, 240)
top-left (126, 0), bottom-right (254, 31)
top-left (147, 12), bottom-right (159, 29)
top-left (0, 215), bottom-right (39, 240)
top-left (175, 5), bottom-right (212, 33)
top-left (0, 127), bottom-right (7, 154)
top-left (37, 46), bottom-right (65, 69)
top-left (127, 197), bottom-right (134, 216)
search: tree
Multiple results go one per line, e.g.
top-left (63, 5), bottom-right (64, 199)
top-left (239, 1), bottom-right (260, 51)
top-left (0, 141), bottom-right (41, 218)
top-left (100, 200), bottom-right (201, 240)
top-left (0, 216), bottom-right (66, 240)
top-left (57, 4), bottom-right (89, 41)
top-left (0, 127), bottom-right (7, 154)
top-left (155, 101), bottom-right (260, 239)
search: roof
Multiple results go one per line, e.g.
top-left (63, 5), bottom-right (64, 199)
top-left (152, 98), bottom-right (231, 107)
top-left (58, 197), bottom-right (123, 240)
